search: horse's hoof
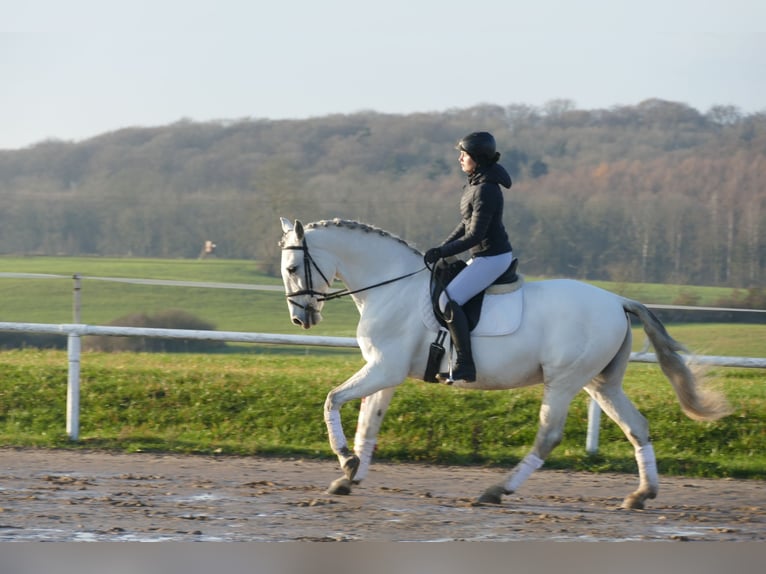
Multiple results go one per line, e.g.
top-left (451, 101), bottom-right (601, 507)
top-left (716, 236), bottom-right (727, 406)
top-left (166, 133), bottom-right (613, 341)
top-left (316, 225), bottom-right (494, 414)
top-left (477, 485), bottom-right (507, 505)
top-left (342, 454), bottom-right (360, 481)
top-left (621, 494), bottom-right (645, 510)
top-left (327, 477), bottom-right (353, 495)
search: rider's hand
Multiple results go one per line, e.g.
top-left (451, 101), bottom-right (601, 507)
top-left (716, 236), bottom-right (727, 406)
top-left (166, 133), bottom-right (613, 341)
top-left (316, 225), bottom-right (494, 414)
top-left (424, 247), bottom-right (442, 264)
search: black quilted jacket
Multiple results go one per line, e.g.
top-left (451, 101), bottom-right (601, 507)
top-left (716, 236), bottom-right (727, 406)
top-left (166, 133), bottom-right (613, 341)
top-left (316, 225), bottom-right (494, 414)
top-left (439, 162), bottom-right (513, 258)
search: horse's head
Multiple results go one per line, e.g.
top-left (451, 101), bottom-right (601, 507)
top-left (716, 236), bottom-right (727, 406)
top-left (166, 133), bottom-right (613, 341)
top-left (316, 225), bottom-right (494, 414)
top-left (279, 217), bottom-right (330, 329)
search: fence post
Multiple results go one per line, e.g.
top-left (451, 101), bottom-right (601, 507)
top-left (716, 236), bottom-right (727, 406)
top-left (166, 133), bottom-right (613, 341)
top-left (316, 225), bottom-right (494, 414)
top-left (66, 332), bottom-right (81, 441)
top-left (585, 399), bottom-right (601, 454)
top-left (72, 274), bottom-right (82, 323)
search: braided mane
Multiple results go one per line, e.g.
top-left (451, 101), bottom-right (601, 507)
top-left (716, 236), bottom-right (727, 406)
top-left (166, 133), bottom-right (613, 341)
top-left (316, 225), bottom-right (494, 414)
top-left (306, 219), bottom-right (422, 256)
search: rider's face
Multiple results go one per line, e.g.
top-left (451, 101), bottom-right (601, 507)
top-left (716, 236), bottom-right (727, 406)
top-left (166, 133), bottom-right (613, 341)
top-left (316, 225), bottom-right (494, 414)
top-left (459, 150), bottom-right (476, 174)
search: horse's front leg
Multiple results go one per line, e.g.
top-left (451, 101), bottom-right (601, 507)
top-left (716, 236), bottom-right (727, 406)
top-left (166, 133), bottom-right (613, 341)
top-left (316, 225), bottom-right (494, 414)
top-left (352, 387), bottom-right (396, 482)
top-left (324, 362), bottom-right (403, 495)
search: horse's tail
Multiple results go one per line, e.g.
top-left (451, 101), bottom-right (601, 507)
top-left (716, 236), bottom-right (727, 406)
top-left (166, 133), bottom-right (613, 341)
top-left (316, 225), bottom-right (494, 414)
top-left (622, 299), bottom-right (731, 421)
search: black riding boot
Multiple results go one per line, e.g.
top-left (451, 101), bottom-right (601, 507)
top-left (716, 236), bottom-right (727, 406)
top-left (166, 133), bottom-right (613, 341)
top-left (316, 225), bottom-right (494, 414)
top-left (437, 301), bottom-right (476, 383)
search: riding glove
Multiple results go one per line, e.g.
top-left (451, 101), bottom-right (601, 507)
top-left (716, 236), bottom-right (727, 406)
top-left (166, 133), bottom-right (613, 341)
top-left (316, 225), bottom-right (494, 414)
top-left (424, 247), bottom-right (442, 264)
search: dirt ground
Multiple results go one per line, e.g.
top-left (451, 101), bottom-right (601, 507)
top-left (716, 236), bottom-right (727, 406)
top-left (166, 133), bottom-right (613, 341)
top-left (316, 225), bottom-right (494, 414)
top-left (0, 448), bottom-right (763, 542)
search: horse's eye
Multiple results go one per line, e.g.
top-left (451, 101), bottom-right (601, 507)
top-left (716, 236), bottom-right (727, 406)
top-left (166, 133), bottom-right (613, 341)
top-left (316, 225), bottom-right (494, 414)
top-left (286, 265), bottom-right (297, 275)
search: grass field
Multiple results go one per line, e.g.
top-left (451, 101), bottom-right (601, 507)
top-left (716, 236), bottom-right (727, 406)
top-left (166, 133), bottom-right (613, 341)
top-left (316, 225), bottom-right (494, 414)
top-left (0, 256), bottom-right (764, 479)
top-left (0, 256), bottom-right (359, 336)
top-left (0, 350), bottom-right (763, 479)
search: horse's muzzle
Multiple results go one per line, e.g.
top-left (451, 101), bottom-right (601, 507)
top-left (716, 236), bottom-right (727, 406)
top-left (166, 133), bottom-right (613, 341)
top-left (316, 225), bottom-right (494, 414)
top-left (291, 306), bottom-right (323, 329)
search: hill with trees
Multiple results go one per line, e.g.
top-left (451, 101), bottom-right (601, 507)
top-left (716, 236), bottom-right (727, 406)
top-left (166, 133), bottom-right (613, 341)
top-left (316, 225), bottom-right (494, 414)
top-left (0, 99), bottom-right (763, 287)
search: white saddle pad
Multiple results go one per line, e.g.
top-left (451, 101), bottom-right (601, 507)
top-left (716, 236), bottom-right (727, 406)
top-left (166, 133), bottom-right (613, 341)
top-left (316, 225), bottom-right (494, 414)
top-left (421, 278), bottom-right (524, 337)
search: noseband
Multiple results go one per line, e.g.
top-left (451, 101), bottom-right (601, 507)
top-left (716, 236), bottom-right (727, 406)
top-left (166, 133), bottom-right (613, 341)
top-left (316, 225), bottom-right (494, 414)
top-left (282, 238), bottom-right (426, 309)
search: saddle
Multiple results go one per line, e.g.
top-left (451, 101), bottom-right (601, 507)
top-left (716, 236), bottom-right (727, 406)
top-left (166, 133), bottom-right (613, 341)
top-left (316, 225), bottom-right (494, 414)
top-left (429, 256), bottom-right (520, 331)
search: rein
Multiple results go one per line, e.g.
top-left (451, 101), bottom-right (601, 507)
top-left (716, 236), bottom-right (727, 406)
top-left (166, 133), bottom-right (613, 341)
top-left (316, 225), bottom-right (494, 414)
top-left (283, 238), bottom-right (426, 308)
top-left (320, 267), bottom-right (426, 302)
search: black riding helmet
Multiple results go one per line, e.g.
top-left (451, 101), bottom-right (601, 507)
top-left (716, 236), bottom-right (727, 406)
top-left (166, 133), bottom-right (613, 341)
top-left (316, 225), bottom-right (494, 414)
top-left (456, 131), bottom-right (501, 166)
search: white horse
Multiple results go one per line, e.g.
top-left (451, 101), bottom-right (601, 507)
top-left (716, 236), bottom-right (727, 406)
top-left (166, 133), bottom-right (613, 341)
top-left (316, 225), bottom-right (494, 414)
top-left (278, 217), bottom-right (730, 509)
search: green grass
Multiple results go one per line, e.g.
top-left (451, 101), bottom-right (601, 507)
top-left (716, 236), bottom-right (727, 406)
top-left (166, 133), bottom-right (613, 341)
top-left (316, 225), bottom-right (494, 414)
top-left (0, 256), bottom-right (359, 336)
top-left (0, 256), bottom-right (271, 283)
top-left (0, 350), bottom-right (763, 480)
top-left (630, 324), bottom-right (766, 357)
top-left (588, 279), bottom-right (739, 306)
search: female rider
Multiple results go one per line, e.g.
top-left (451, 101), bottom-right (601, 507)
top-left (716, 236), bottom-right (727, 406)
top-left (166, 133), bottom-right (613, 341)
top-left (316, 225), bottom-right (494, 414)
top-left (424, 131), bottom-right (513, 383)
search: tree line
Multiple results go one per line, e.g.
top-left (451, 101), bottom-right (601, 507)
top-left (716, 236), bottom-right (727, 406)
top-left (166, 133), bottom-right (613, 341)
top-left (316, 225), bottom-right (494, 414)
top-left (0, 99), bottom-right (764, 287)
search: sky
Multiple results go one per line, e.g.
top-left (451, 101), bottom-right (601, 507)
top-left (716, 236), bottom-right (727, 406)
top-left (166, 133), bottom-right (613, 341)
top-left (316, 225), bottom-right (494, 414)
top-left (2, 0), bottom-right (765, 150)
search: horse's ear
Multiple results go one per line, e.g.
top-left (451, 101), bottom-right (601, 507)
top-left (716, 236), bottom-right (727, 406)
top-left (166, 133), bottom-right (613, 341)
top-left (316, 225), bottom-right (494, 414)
top-left (280, 217), bottom-right (293, 234)
top-left (294, 220), bottom-right (304, 241)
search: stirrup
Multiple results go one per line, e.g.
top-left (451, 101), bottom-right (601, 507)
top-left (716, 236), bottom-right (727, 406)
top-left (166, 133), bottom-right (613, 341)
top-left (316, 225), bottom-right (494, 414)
top-left (436, 366), bottom-right (476, 384)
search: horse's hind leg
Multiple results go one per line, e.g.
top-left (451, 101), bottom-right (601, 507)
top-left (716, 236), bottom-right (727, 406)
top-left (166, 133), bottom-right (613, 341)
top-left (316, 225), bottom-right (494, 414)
top-left (585, 379), bottom-right (657, 509)
top-left (585, 332), bottom-right (658, 509)
top-left (479, 380), bottom-right (581, 504)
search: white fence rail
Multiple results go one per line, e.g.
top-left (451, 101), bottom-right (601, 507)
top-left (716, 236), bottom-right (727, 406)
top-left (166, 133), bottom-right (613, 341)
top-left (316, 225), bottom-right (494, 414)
top-left (1, 321), bottom-right (764, 452)
top-left (0, 321), bottom-right (355, 441)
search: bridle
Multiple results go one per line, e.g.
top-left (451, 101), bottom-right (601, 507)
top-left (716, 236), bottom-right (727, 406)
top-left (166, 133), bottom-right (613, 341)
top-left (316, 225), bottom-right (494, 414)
top-left (282, 239), bottom-right (333, 310)
top-left (282, 237), bottom-right (426, 310)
